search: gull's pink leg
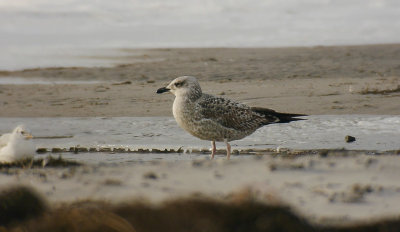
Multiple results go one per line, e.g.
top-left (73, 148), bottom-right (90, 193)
top-left (225, 140), bottom-right (231, 160)
top-left (211, 140), bottom-right (216, 159)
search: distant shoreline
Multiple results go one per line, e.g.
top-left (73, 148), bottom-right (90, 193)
top-left (1, 44), bottom-right (399, 79)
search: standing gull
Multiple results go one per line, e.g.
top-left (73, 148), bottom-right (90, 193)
top-left (157, 76), bottom-right (306, 159)
top-left (0, 125), bottom-right (35, 163)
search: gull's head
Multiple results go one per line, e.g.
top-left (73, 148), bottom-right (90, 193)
top-left (12, 125), bottom-right (33, 140)
top-left (157, 76), bottom-right (202, 100)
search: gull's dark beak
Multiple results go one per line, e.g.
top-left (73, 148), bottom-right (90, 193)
top-left (157, 87), bottom-right (170, 94)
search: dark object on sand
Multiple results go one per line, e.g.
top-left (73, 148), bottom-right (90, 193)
top-left (112, 81), bottom-right (132, 85)
top-left (345, 135), bottom-right (356, 143)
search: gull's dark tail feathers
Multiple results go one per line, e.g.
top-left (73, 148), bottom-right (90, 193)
top-left (251, 107), bottom-right (307, 124)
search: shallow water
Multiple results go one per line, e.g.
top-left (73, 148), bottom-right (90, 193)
top-left (35, 152), bottom-right (256, 165)
top-left (0, 116), bottom-right (399, 163)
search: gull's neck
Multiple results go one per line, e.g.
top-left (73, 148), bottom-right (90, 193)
top-left (172, 88), bottom-right (201, 123)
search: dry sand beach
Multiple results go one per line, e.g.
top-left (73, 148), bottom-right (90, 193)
top-left (1, 44), bottom-right (400, 231)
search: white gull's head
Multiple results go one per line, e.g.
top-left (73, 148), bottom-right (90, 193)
top-left (12, 125), bottom-right (33, 140)
top-left (157, 76), bottom-right (202, 100)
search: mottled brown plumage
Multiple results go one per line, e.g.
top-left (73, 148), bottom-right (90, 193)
top-left (157, 76), bottom-right (306, 159)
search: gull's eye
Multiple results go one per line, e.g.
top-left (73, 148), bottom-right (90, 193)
top-left (174, 81), bottom-right (183, 87)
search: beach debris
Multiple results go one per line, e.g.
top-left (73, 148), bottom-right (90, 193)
top-left (150, 148), bottom-right (175, 153)
top-left (36, 148), bottom-right (48, 154)
top-left (192, 160), bottom-right (205, 167)
top-left (176, 146), bottom-right (184, 153)
top-left (203, 57), bottom-right (218, 62)
top-left (99, 147), bottom-right (112, 152)
top-left (359, 85), bottom-right (400, 95)
top-left (103, 178), bottom-right (123, 186)
top-left (33, 135), bottom-right (73, 139)
top-left (51, 148), bottom-right (66, 153)
top-left (94, 85), bottom-right (109, 92)
top-left (112, 81), bottom-right (132, 85)
top-left (143, 171), bottom-right (158, 180)
top-left (329, 184), bottom-right (374, 203)
top-left (113, 148), bottom-right (127, 153)
top-left (318, 149), bottom-right (329, 157)
top-left (42, 156), bottom-right (80, 168)
top-left (345, 135), bottom-right (356, 143)
top-left (69, 146), bottom-right (88, 153)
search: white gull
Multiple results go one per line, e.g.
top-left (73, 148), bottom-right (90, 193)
top-left (0, 125), bottom-right (35, 163)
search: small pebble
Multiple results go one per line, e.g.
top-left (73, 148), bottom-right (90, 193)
top-left (345, 135), bottom-right (356, 143)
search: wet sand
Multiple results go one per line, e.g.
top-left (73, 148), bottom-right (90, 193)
top-left (0, 44), bottom-right (399, 117)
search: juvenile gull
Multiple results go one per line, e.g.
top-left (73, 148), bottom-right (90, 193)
top-left (157, 76), bottom-right (306, 159)
top-left (0, 125), bottom-right (35, 163)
